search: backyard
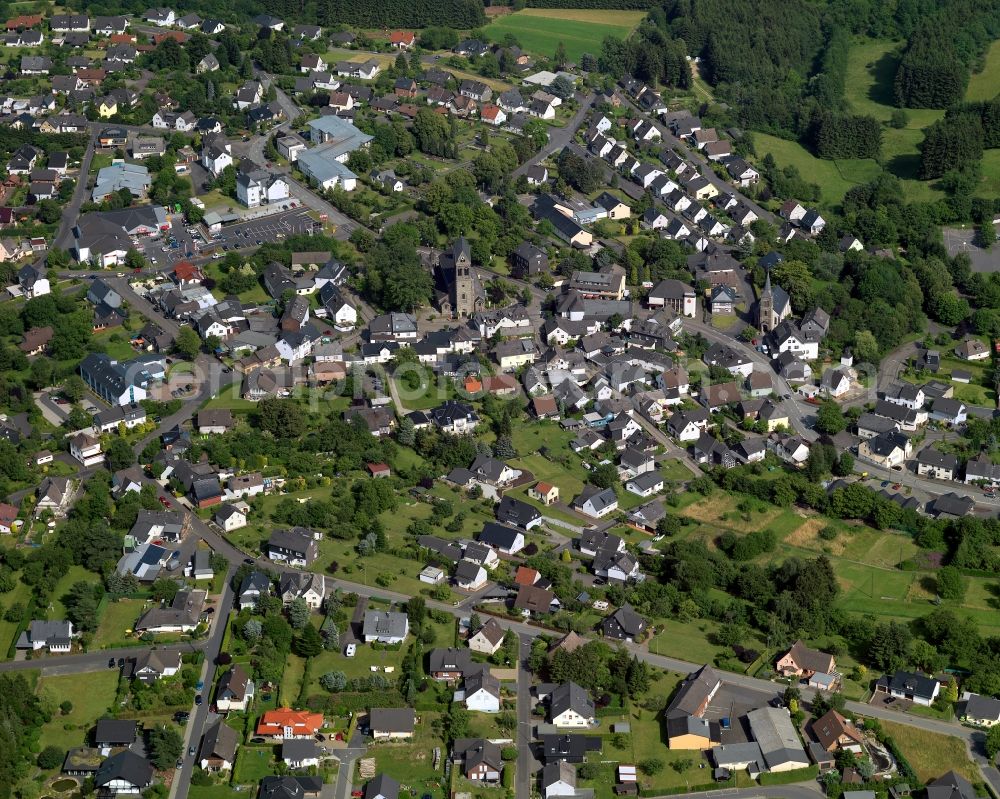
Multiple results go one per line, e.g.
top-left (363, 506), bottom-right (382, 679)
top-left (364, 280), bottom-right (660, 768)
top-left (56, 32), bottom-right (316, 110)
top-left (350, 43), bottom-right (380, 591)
top-left (879, 720), bottom-right (979, 783)
top-left (36, 670), bottom-right (120, 750)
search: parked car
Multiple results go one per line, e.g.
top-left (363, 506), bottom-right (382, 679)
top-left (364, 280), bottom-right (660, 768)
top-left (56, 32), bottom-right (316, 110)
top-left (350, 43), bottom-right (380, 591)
top-left (345, 643), bottom-right (356, 657)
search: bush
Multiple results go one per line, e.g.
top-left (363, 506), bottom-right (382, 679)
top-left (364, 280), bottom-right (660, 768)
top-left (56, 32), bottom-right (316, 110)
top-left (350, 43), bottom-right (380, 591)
top-left (638, 758), bottom-right (663, 776)
top-left (37, 745), bottom-right (64, 769)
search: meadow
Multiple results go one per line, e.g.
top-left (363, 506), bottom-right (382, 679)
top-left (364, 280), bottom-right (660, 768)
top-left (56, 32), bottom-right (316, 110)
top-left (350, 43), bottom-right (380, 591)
top-left (485, 9), bottom-right (645, 64)
top-left (966, 39), bottom-right (1000, 102)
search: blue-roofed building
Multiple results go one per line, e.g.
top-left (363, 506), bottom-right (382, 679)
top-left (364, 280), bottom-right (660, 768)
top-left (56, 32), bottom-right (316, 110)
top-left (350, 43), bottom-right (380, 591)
top-left (117, 542), bottom-right (167, 582)
top-left (92, 161), bottom-right (151, 202)
top-left (297, 149), bottom-right (358, 191)
top-left (305, 115), bottom-right (373, 158)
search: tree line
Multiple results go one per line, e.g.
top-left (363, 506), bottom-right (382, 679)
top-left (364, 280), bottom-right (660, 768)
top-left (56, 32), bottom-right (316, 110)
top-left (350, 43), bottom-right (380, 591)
top-left (315, 0), bottom-right (485, 28)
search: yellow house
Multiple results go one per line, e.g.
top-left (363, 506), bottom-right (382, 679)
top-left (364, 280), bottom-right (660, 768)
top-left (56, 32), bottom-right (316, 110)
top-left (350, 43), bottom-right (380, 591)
top-left (98, 97), bottom-right (118, 118)
top-left (666, 716), bottom-right (719, 750)
top-left (528, 481), bottom-right (559, 506)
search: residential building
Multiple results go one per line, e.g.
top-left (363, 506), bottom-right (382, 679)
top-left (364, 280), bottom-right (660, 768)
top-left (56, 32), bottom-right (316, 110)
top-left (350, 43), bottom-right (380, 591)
top-left (362, 610), bottom-right (408, 644)
top-left (550, 682), bottom-right (595, 728)
top-left (369, 708), bottom-right (415, 740)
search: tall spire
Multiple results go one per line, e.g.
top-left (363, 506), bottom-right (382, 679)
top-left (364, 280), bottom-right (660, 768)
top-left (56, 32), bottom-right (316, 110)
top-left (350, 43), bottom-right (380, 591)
top-left (763, 266), bottom-right (772, 296)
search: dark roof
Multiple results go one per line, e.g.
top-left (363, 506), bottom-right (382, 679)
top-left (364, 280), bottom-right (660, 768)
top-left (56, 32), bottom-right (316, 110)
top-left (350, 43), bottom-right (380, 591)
top-left (365, 773), bottom-right (400, 799)
top-left (199, 719), bottom-right (239, 762)
top-left (95, 751), bottom-right (153, 789)
top-left (369, 707), bottom-right (415, 734)
top-left (478, 522), bottom-right (522, 550)
top-left (496, 495), bottom-right (541, 528)
top-left (927, 772), bottom-right (977, 799)
top-left (603, 604), bottom-right (646, 637)
top-left (94, 718), bottom-right (138, 744)
top-left (550, 681), bottom-right (594, 720)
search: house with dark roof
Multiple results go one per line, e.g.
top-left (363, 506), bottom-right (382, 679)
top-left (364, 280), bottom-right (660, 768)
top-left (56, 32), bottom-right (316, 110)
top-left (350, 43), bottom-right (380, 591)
top-left (550, 682), bottom-right (595, 728)
top-left (369, 708), bottom-right (415, 739)
top-left (601, 604), bottom-right (646, 641)
top-left (199, 719), bottom-right (239, 771)
top-left (95, 751), bottom-right (153, 794)
top-left (874, 670), bottom-right (940, 706)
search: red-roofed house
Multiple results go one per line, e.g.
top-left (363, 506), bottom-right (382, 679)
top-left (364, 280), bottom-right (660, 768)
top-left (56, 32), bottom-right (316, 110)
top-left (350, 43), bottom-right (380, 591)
top-left (514, 566), bottom-right (539, 586)
top-left (173, 261), bottom-right (204, 287)
top-left (6, 14), bottom-right (42, 29)
top-left (481, 104), bottom-right (506, 127)
top-left (389, 30), bottom-right (415, 49)
top-left (152, 31), bottom-right (188, 44)
top-left (367, 463), bottom-right (391, 479)
top-left (0, 502), bottom-right (19, 533)
top-left (463, 376), bottom-right (483, 395)
top-left (256, 708), bottom-right (324, 739)
top-left (528, 482), bottom-right (559, 505)
top-left (485, 373), bottom-right (517, 396)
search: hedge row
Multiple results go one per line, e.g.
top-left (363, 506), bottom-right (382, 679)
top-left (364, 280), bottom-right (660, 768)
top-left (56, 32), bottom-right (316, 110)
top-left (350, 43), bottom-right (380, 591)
top-left (757, 765), bottom-right (819, 786)
top-left (526, 0), bottom-right (655, 7)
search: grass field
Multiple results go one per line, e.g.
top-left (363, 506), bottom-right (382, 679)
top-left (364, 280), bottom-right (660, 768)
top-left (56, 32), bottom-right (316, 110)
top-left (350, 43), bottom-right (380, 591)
top-left (752, 37), bottom-right (957, 206)
top-left (362, 712), bottom-right (448, 798)
top-left (879, 720), bottom-right (979, 783)
top-left (753, 133), bottom-right (882, 205)
top-left (485, 9), bottom-right (644, 64)
top-left (967, 39), bottom-right (1000, 102)
top-left (92, 598), bottom-right (146, 649)
top-left (0, 575), bottom-right (32, 656)
top-left (36, 670), bottom-right (120, 750)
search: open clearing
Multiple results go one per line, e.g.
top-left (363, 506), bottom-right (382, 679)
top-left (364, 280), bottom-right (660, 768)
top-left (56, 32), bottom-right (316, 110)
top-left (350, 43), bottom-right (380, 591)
top-left (485, 9), bottom-right (644, 64)
top-left (967, 39), bottom-right (1000, 102)
top-left (879, 720), bottom-right (979, 783)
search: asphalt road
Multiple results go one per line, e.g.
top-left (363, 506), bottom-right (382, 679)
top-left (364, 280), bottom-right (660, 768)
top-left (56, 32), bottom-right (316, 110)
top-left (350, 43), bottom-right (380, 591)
top-left (512, 92), bottom-right (595, 179)
top-left (516, 633), bottom-right (538, 799)
top-left (171, 567), bottom-right (235, 799)
top-left (55, 133), bottom-right (96, 250)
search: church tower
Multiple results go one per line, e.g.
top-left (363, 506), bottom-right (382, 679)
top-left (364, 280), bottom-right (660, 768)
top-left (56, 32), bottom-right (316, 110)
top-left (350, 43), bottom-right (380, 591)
top-left (758, 268), bottom-right (774, 333)
top-left (452, 237), bottom-right (476, 317)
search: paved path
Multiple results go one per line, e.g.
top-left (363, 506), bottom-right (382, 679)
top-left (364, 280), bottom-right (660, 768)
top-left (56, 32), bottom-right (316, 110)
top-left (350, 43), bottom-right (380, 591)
top-left (55, 132), bottom-right (95, 249)
top-left (332, 733), bottom-right (367, 799)
top-left (515, 633), bottom-right (538, 799)
top-left (171, 566), bottom-right (235, 799)
top-left (512, 92), bottom-right (595, 178)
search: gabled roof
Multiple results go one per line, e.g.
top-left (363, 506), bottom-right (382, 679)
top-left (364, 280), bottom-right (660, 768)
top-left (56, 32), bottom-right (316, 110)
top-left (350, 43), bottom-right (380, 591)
top-left (551, 682), bottom-right (594, 720)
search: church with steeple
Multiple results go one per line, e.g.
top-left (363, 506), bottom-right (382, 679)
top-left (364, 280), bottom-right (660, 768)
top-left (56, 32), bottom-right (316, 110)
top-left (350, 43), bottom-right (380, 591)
top-left (435, 237), bottom-right (485, 318)
top-left (756, 269), bottom-right (792, 333)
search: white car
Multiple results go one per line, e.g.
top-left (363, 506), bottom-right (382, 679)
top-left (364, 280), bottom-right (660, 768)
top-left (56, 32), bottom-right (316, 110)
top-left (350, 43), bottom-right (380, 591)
top-left (345, 643), bottom-right (356, 657)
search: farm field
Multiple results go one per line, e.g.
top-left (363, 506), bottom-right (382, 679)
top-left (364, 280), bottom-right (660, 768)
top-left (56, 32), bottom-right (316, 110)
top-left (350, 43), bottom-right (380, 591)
top-left (485, 9), bottom-right (645, 64)
top-left (967, 39), bottom-right (1000, 102)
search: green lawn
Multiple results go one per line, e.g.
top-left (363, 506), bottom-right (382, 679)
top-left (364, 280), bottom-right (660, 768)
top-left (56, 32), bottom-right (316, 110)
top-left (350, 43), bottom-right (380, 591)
top-left (362, 712), bottom-right (448, 796)
top-left (649, 618), bottom-right (763, 665)
top-left (753, 133), bottom-right (883, 206)
top-left (233, 745), bottom-right (280, 785)
top-left (280, 654), bottom-right (308, 706)
top-left (0, 575), bottom-right (32, 657)
top-left (967, 38), bottom-right (1000, 102)
top-left (92, 598), bottom-right (146, 649)
top-left (92, 330), bottom-right (137, 361)
top-left (485, 9), bottom-right (644, 64)
top-left (189, 786), bottom-right (245, 799)
top-left (36, 670), bottom-right (120, 750)
top-left (201, 390), bottom-right (259, 413)
top-left (879, 720), bottom-right (979, 783)
top-left (48, 565), bottom-right (97, 620)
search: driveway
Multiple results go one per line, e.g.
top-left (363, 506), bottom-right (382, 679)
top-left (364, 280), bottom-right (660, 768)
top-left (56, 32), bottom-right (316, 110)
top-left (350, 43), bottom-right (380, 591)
top-left (332, 733), bottom-right (367, 799)
top-left (512, 92), bottom-right (595, 179)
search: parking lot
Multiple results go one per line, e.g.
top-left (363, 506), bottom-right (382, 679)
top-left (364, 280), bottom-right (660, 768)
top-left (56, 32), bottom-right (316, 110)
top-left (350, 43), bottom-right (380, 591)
top-left (943, 224), bottom-right (1000, 272)
top-left (702, 683), bottom-right (782, 744)
top-left (210, 207), bottom-right (316, 254)
top-left (137, 208), bottom-right (317, 266)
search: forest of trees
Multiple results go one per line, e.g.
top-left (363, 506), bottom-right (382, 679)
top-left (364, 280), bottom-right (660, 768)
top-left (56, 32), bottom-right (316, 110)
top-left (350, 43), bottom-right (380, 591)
top-left (314, 0), bottom-right (484, 28)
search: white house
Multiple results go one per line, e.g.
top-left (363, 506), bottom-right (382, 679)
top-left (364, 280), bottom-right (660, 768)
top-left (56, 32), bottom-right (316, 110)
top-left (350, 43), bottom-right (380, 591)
top-left (70, 432), bottom-right (104, 466)
top-left (463, 667), bottom-right (502, 713)
top-left (236, 169), bottom-right (290, 208)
